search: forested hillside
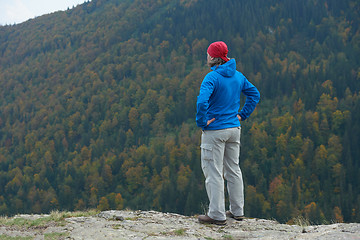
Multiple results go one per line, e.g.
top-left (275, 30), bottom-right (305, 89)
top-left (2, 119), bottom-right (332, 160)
top-left (0, 0), bottom-right (359, 224)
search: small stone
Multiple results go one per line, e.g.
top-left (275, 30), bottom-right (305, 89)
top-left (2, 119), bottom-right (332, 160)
top-left (115, 216), bottom-right (124, 221)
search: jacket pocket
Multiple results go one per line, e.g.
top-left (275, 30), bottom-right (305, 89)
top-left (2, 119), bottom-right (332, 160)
top-left (201, 144), bottom-right (213, 161)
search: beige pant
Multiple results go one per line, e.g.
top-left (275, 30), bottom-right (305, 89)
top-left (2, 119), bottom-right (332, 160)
top-left (201, 127), bottom-right (244, 221)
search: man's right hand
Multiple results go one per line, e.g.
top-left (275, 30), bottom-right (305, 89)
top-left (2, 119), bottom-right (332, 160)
top-left (207, 118), bottom-right (215, 126)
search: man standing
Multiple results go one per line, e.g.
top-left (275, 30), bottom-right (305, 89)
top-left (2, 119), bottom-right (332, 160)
top-left (196, 41), bottom-right (260, 225)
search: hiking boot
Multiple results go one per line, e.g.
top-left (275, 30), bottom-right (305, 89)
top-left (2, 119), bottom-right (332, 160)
top-left (198, 215), bottom-right (226, 225)
top-left (226, 211), bottom-right (245, 221)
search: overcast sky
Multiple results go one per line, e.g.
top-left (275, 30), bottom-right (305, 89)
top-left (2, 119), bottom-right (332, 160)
top-left (0, 0), bottom-right (87, 25)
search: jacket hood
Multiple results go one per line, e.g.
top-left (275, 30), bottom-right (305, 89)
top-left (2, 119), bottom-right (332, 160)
top-left (211, 58), bottom-right (236, 77)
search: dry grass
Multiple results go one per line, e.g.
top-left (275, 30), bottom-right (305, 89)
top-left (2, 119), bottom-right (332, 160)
top-left (0, 209), bottom-right (99, 228)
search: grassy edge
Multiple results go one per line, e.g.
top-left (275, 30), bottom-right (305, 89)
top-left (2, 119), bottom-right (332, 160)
top-left (0, 209), bottom-right (100, 228)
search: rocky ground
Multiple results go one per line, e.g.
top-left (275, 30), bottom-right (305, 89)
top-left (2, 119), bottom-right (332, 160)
top-left (0, 210), bottom-right (359, 239)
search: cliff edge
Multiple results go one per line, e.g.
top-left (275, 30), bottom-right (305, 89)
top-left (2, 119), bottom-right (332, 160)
top-left (1, 210), bottom-right (359, 239)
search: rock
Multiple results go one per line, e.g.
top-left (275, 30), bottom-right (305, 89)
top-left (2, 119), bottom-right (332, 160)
top-left (115, 215), bottom-right (125, 221)
top-left (0, 210), bottom-right (359, 239)
top-left (96, 211), bottom-right (125, 221)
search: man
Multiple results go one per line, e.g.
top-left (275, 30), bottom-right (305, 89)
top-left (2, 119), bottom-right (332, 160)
top-left (196, 41), bottom-right (260, 225)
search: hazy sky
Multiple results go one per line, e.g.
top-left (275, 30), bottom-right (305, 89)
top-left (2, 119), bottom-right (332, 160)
top-left (0, 0), bottom-right (87, 25)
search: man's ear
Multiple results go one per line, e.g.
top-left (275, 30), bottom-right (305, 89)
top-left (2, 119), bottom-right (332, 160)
top-left (207, 53), bottom-right (214, 60)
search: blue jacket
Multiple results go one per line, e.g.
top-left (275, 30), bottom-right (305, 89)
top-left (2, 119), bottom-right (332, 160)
top-left (196, 59), bottom-right (260, 130)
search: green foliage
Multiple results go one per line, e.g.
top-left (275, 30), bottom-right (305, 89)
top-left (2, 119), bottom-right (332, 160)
top-left (44, 232), bottom-right (69, 240)
top-left (0, 209), bottom-right (99, 227)
top-left (0, 0), bottom-right (359, 225)
top-left (0, 236), bottom-right (33, 240)
top-left (173, 228), bottom-right (187, 236)
top-left (222, 235), bottom-right (234, 240)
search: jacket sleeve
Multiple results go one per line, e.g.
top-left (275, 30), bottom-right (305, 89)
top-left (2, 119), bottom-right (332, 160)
top-left (239, 79), bottom-right (260, 121)
top-left (196, 75), bottom-right (215, 128)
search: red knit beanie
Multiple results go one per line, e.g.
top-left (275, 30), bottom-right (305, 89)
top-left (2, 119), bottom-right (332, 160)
top-left (207, 41), bottom-right (229, 62)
